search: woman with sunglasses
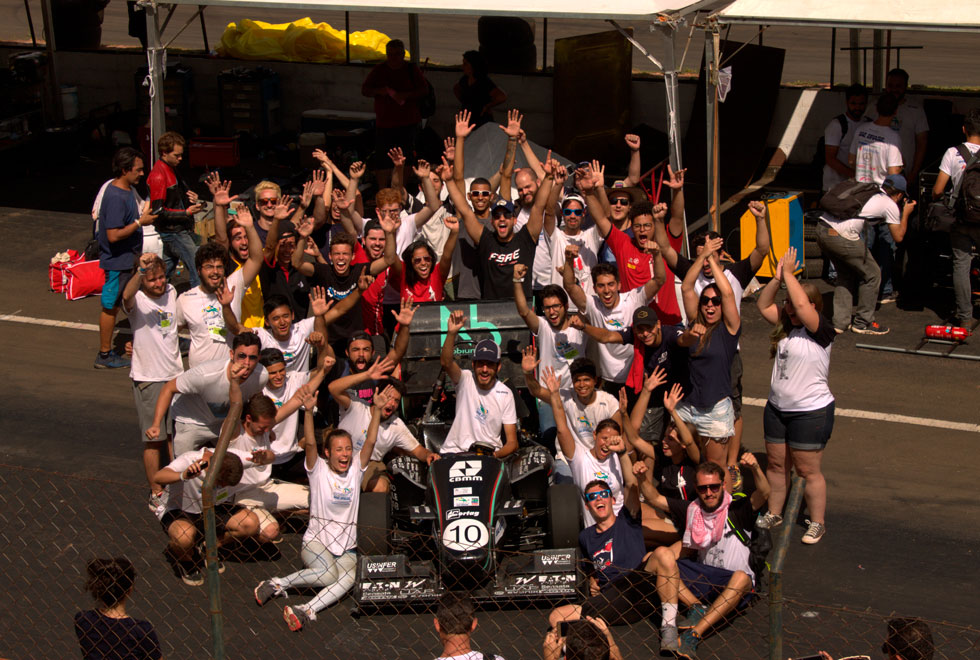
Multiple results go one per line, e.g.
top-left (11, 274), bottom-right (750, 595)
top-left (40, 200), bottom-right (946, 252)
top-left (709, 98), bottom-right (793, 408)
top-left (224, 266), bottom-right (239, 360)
top-left (676, 240), bottom-right (741, 482)
top-left (390, 215), bottom-right (459, 303)
top-left (756, 246), bottom-right (836, 545)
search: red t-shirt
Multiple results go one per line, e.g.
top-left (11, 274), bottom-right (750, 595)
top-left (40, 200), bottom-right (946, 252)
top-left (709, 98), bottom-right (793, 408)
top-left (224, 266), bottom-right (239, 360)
top-left (652, 228), bottom-right (684, 326)
top-left (396, 260), bottom-right (447, 303)
top-left (353, 242), bottom-right (387, 335)
top-left (606, 225), bottom-right (683, 326)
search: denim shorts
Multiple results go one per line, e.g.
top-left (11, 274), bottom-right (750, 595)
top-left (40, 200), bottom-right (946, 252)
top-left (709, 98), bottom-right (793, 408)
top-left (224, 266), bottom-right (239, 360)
top-left (764, 401), bottom-right (835, 451)
top-left (676, 397), bottom-right (735, 440)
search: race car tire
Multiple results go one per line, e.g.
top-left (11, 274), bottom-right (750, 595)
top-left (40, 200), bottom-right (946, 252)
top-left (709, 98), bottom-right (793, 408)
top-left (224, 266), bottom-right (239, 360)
top-left (357, 492), bottom-right (391, 556)
top-left (547, 483), bottom-right (580, 549)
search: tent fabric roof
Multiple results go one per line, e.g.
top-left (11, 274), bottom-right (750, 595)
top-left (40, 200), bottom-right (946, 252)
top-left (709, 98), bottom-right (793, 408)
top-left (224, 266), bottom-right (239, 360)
top-left (159, 0), bottom-right (714, 20)
top-left (715, 0), bottom-right (980, 33)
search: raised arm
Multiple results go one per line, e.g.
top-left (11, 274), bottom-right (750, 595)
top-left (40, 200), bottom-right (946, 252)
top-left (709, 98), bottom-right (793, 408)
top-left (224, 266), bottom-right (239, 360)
top-left (518, 129), bottom-right (546, 180)
top-left (543, 165), bottom-right (567, 238)
top-left (453, 110), bottom-right (474, 188)
top-left (781, 247), bottom-right (821, 333)
top-left (888, 199), bottom-right (916, 243)
top-left (579, 162), bottom-right (613, 238)
top-left (707, 249), bottom-right (740, 335)
top-left (641, 239), bottom-right (667, 301)
top-left (370, 214), bottom-right (399, 275)
top-left (231, 207), bottom-right (263, 288)
top-left (680, 244), bottom-right (712, 323)
top-left (560, 245), bottom-right (589, 311)
top-left (742, 452), bottom-right (771, 510)
top-left (745, 201), bottom-right (771, 273)
top-left (291, 217), bottom-right (317, 277)
top-left (301, 401), bottom-right (318, 471)
top-left (386, 295), bottom-right (419, 365)
top-left (328, 354), bottom-right (395, 411)
top-left (497, 109), bottom-right (523, 201)
top-left (344, 162), bottom-right (366, 235)
top-left (122, 252), bottom-right (155, 313)
top-left (512, 263), bottom-right (539, 332)
top-left (440, 309), bottom-right (465, 384)
top-left (361, 385), bottom-right (395, 466)
top-left (627, 368), bottom-right (668, 457)
top-left (633, 459), bottom-right (670, 513)
top-left (567, 315), bottom-right (623, 345)
top-left (444, 175), bottom-right (483, 245)
top-left (756, 253), bottom-right (784, 326)
top-left (615, 440), bottom-right (640, 517)
top-left (216, 280), bottom-right (245, 336)
top-left (520, 345), bottom-right (548, 404)
top-left (543, 367), bottom-right (576, 460)
top-left (614, 387), bottom-right (641, 454)
top-left (411, 159), bottom-right (441, 228)
top-left (624, 134), bottom-right (642, 187)
top-left (388, 147), bottom-right (406, 203)
top-left (206, 173), bottom-right (239, 248)
top-left (666, 383), bottom-right (698, 462)
top-left (525, 153), bottom-right (556, 242)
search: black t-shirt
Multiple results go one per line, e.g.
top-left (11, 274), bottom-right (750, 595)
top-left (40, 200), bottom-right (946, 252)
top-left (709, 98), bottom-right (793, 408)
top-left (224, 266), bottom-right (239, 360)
top-left (311, 261), bottom-right (366, 340)
top-left (619, 323), bottom-right (683, 402)
top-left (457, 75), bottom-right (499, 126)
top-left (674, 255), bottom-right (756, 291)
top-left (579, 506), bottom-right (646, 588)
top-left (453, 214), bottom-right (492, 300)
top-left (74, 610), bottom-right (162, 660)
top-left (684, 324), bottom-right (740, 409)
top-left (259, 258), bottom-right (310, 320)
top-left (476, 225), bottom-right (536, 299)
top-left (656, 457), bottom-right (699, 502)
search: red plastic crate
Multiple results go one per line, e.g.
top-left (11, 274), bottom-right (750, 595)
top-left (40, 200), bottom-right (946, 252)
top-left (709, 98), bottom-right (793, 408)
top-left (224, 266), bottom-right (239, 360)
top-left (188, 137), bottom-right (239, 168)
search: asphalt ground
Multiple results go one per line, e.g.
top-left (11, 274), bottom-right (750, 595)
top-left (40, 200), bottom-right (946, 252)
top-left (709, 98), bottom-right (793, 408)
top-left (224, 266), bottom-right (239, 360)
top-left (1, 207), bottom-right (979, 659)
top-left (3, 2), bottom-right (980, 88)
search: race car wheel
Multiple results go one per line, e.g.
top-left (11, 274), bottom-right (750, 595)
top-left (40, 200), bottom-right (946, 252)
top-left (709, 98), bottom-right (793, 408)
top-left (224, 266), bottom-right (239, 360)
top-left (357, 492), bottom-right (391, 556)
top-left (546, 483), bottom-right (580, 548)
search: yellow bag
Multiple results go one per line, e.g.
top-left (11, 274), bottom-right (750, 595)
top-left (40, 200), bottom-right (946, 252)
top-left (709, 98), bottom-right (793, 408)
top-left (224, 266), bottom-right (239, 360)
top-left (217, 17), bottom-right (405, 63)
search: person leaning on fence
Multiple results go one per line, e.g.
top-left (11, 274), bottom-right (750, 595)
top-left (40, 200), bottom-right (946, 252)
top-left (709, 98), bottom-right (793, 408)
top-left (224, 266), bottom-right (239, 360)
top-left (644, 456), bottom-right (770, 659)
top-left (432, 591), bottom-right (505, 660)
top-left (254, 384), bottom-right (387, 631)
top-left (756, 247), bottom-right (837, 545)
top-left (74, 557), bottom-right (161, 660)
top-left (543, 616), bottom-right (623, 660)
top-left (816, 617), bottom-right (935, 660)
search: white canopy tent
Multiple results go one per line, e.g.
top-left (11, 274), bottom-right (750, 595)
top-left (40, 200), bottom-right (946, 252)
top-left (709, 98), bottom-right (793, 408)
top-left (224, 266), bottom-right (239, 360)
top-left (714, 0), bottom-right (980, 33)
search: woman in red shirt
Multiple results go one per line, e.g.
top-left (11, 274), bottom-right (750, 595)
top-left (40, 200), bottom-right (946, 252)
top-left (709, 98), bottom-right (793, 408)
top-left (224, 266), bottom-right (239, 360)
top-left (393, 215), bottom-right (459, 302)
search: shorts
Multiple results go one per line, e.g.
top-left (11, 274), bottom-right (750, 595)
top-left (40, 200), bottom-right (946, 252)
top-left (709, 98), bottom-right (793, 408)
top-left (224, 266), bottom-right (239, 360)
top-left (676, 397), bottom-right (735, 440)
top-left (678, 558), bottom-right (755, 610)
top-left (159, 504), bottom-right (244, 537)
top-left (101, 269), bottom-right (133, 310)
top-left (763, 401), bottom-right (835, 451)
top-left (361, 460), bottom-right (389, 491)
top-left (730, 351), bottom-right (743, 419)
top-left (580, 571), bottom-right (659, 625)
top-left (173, 420), bottom-right (221, 456)
top-left (638, 405), bottom-right (667, 444)
top-left (133, 380), bottom-right (169, 443)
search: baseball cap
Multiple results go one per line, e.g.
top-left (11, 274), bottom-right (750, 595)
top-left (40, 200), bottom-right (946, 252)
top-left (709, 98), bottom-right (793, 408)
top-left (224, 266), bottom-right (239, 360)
top-left (473, 339), bottom-right (501, 363)
top-left (883, 174), bottom-right (907, 194)
top-left (561, 193), bottom-right (586, 208)
top-left (278, 221), bottom-right (298, 241)
top-left (632, 306), bottom-right (659, 327)
top-left (491, 200), bottom-right (515, 217)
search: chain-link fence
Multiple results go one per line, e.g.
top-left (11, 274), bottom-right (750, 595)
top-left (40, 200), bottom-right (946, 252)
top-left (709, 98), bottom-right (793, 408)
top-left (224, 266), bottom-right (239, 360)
top-left (1, 461), bottom-right (977, 660)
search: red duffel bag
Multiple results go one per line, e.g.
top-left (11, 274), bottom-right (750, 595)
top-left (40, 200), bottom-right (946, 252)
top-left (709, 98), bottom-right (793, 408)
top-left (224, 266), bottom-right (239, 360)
top-left (65, 259), bottom-right (105, 301)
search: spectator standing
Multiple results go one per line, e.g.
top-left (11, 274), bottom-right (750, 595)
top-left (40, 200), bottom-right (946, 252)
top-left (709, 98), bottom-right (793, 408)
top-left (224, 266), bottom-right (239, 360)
top-left (361, 39), bottom-right (428, 187)
top-left (146, 131), bottom-right (202, 286)
top-left (883, 68), bottom-right (929, 185)
top-left (932, 109), bottom-right (980, 327)
top-left (95, 147), bottom-right (157, 369)
top-left (209, 173), bottom-right (265, 328)
top-left (756, 247), bottom-right (836, 545)
top-left (454, 50), bottom-right (507, 128)
top-left (74, 557), bottom-right (161, 660)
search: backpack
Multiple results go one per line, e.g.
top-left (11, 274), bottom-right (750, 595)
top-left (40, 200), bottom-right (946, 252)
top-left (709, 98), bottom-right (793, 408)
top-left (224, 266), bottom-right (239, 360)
top-left (818, 180), bottom-right (881, 220)
top-left (813, 114), bottom-right (848, 171)
top-left (727, 512), bottom-right (772, 581)
top-left (955, 145), bottom-right (980, 225)
top-left (925, 144), bottom-right (980, 232)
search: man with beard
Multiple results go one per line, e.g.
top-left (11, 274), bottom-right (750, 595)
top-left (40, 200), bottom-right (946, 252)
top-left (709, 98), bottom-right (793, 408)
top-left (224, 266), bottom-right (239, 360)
top-left (439, 311), bottom-right (518, 458)
top-left (209, 173), bottom-right (265, 328)
top-left (645, 456), bottom-right (770, 658)
top-left (176, 208), bottom-right (263, 368)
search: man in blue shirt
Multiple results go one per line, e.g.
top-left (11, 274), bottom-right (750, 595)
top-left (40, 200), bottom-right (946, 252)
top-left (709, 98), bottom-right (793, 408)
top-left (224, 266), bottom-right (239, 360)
top-left (95, 147), bottom-right (157, 369)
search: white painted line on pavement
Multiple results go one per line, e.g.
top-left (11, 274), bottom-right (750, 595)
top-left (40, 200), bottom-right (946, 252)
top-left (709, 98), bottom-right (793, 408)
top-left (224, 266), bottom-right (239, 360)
top-left (1, 313), bottom-right (99, 331)
top-left (743, 397), bottom-right (980, 433)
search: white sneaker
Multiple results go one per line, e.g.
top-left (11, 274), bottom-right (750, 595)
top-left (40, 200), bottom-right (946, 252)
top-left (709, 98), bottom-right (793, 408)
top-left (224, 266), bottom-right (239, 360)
top-left (756, 511), bottom-right (783, 529)
top-left (802, 520), bottom-right (826, 544)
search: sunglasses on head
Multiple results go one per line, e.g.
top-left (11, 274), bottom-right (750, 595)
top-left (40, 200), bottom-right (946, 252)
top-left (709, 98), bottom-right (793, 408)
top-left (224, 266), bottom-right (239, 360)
top-left (585, 489), bottom-right (612, 502)
top-left (696, 482), bottom-right (722, 494)
top-left (700, 295), bottom-right (722, 306)
top-left (470, 190), bottom-right (492, 197)
top-left (562, 208), bottom-right (584, 217)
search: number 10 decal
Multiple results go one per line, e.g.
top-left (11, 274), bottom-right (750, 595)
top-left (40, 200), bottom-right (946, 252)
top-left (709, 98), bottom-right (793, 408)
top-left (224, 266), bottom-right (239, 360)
top-left (442, 519), bottom-right (490, 551)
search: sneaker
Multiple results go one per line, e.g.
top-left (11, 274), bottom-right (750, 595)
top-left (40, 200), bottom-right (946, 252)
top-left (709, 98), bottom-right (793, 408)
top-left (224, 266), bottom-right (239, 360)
top-left (177, 562), bottom-right (204, 586)
top-left (254, 580), bottom-right (283, 607)
top-left (283, 605), bottom-right (311, 632)
top-left (834, 326), bottom-right (846, 335)
top-left (850, 321), bottom-right (889, 335)
top-left (802, 520), bottom-right (826, 545)
top-left (676, 629), bottom-right (701, 659)
top-left (878, 292), bottom-right (899, 304)
top-left (756, 512), bottom-right (783, 530)
top-left (148, 491), bottom-right (167, 515)
top-left (197, 543), bottom-right (225, 574)
top-left (94, 350), bottom-right (131, 369)
top-left (677, 604), bottom-right (707, 630)
top-left (659, 625), bottom-right (679, 656)
top-left (728, 465), bottom-right (743, 493)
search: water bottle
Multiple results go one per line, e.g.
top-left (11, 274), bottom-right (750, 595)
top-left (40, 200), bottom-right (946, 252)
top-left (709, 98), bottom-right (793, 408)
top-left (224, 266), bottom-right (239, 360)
top-left (924, 325), bottom-right (971, 341)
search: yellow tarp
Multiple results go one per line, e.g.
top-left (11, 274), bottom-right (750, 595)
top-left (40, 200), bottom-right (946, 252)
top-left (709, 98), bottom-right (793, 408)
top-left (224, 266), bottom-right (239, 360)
top-left (217, 17), bottom-right (406, 63)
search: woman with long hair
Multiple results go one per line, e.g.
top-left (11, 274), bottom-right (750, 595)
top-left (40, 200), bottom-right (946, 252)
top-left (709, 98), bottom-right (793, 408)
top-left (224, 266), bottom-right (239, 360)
top-left (756, 247), bottom-right (836, 544)
top-left (453, 50), bottom-right (507, 127)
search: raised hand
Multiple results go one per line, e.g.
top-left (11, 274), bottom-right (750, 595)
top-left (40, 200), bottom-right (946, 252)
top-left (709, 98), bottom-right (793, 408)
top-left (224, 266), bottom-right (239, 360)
top-left (438, 156), bottom-right (454, 182)
top-left (213, 179), bottom-right (237, 207)
top-left (664, 165), bottom-right (687, 190)
top-left (216, 282), bottom-right (235, 307)
top-left (138, 252), bottom-right (157, 271)
top-left (378, 212), bottom-right (398, 234)
top-left (357, 271), bottom-right (376, 291)
top-left (618, 386), bottom-right (629, 416)
top-left (447, 309), bottom-right (465, 333)
top-left (387, 147), bottom-right (406, 168)
top-left (703, 236), bottom-right (724, 256)
top-left (273, 195), bottom-right (293, 221)
top-left (229, 359), bottom-right (249, 383)
top-left (392, 295), bottom-right (420, 326)
top-left (349, 161), bottom-right (366, 180)
top-left (296, 215), bottom-right (314, 238)
top-left (652, 202), bottom-right (668, 223)
top-left (553, 164), bottom-right (568, 188)
top-left (312, 148), bottom-right (330, 165)
top-left (443, 215), bottom-right (460, 233)
top-left (367, 355), bottom-right (396, 380)
top-left (564, 244), bottom-right (581, 262)
top-left (567, 315), bottom-right (585, 331)
top-left (412, 159), bottom-right (432, 179)
top-left (517, 128), bottom-right (528, 145)
top-left (521, 344), bottom-right (539, 374)
top-left (542, 366), bottom-right (561, 393)
top-left (739, 451), bottom-right (759, 470)
top-left (205, 171), bottom-right (222, 196)
top-left (305, 331), bottom-right (324, 348)
top-left (513, 263), bottom-right (528, 281)
top-left (689, 322), bottom-right (706, 340)
top-left (625, 133), bottom-right (641, 152)
top-left (663, 382), bottom-right (684, 412)
top-left (782, 246), bottom-right (799, 275)
top-left (590, 160), bottom-right (606, 190)
top-left (309, 169), bottom-right (327, 197)
top-left (332, 188), bottom-right (354, 211)
top-left (633, 460), bottom-right (649, 478)
top-left (573, 166), bottom-right (593, 192)
top-left (643, 366), bottom-right (668, 393)
top-left (373, 384), bottom-right (398, 412)
top-left (309, 285), bottom-right (331, 316)
top-left (300, 181), bottom-right (315, 209)
top-left (234, 205), bottom-right (254, 227)
top-left (454, 110), bottom-right (475, 139)
top-left (299, 387), bottom-right (318, 410)
top-left (606, 434), bottom-right (626, 454)
top-left (442, 136), bottom-right (456, 162)
top-left (499, 108), bottom-right (523, 138)
top-left (747, 200), bottom-right (766, 219)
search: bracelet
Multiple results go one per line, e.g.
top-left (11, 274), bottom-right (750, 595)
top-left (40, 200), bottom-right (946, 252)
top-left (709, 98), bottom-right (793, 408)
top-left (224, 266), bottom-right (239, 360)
top-left (513, 277), bottom-right (525, 283)
top-left (138, 267), bottom-right (147, 274)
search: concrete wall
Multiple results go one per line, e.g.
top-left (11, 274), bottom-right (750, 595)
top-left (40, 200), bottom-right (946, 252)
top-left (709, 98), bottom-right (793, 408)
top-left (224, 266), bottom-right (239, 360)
top-left (4, 46), bottom-right (979, 166)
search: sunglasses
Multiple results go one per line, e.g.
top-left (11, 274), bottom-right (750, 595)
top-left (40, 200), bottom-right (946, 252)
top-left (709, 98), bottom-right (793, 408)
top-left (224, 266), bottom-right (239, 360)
top-left (585, 489), bottom-right (612, 502)
top-left (258, 198), bottom-right (279, 206)
top-left (700, 295), bottom-right (722, 306)
top-left (470, 190), bottom-right (492, 197)
top-left (696, 482), bottom-right (723, 494)
top-left (563, 208), bottom-right (584, 217)
top-left (412, 256), bottom-right (432, 264)
top-left (609, 198), bottom-right (631, 207)
top-left (377, 208), bottom-right (401, 217)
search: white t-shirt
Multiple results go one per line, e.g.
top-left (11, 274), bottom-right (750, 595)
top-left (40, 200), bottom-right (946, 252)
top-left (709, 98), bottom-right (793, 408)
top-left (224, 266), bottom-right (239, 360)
top-left (256, 317), bottom-right (316, 374)
top-left (548, 226), bottom-right (602, 306)
top-left (265, 371), bottom-right (306, 464)
top-left (128, 285), bottom-right (183, 382)
top-left (157, 448), bottom-right (250, 518)
top-left (339, 400), bottom-right (420, 461)
top-left (229, 427), bottom-right (274, 487)
top-left (697, 518), bottom-right (754, 584)
top-left (442, 371), bottom-right (517, 453)
top-left (567, 445), bottom-right (624, 527)
top-left (561, 391), bottom-right (620, 448)
top-left (848, 121), bottom-right (903, 185)
top-left (939, 142), bottom-right (980, 190)
top-left (171, 359), bottom-right (268, 428)
top-left (886, 100), bottom-right (929, 175)
top-left (176, 269), bottom-right (246, 367)
top-left (820, 193), bottom-right (900, 241)
top-left (535, 318), bottom-right (586, 392)
top-left (379, 211), bottom-right (422, 305)
top-left (585, 287), bottom-right (650, 383)
top-left (305, 452), bottom-right (367, 555)
top-left (526, 206), bottom-right (553, 291)
top-left (822, 114), bottom-right (866, 192)
top-left (769, 318), bottom-right (836, 412)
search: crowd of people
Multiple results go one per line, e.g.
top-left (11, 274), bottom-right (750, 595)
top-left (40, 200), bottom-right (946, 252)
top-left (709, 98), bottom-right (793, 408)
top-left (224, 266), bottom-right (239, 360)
top-left (82, 54), bottom-right (970, 659)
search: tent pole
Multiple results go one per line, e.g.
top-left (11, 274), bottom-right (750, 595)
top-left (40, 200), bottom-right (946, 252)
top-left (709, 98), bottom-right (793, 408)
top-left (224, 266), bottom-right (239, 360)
top-left (39, 0), bottom-right (62, 123)
top-left (654, 21), bottom-right (688, 256)
top-left (144, 0), bottom-right (166, 163)
top-left (704, 27), bottom-right (720, 234)
top-left (408, 13), bottom-right (420, 65)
